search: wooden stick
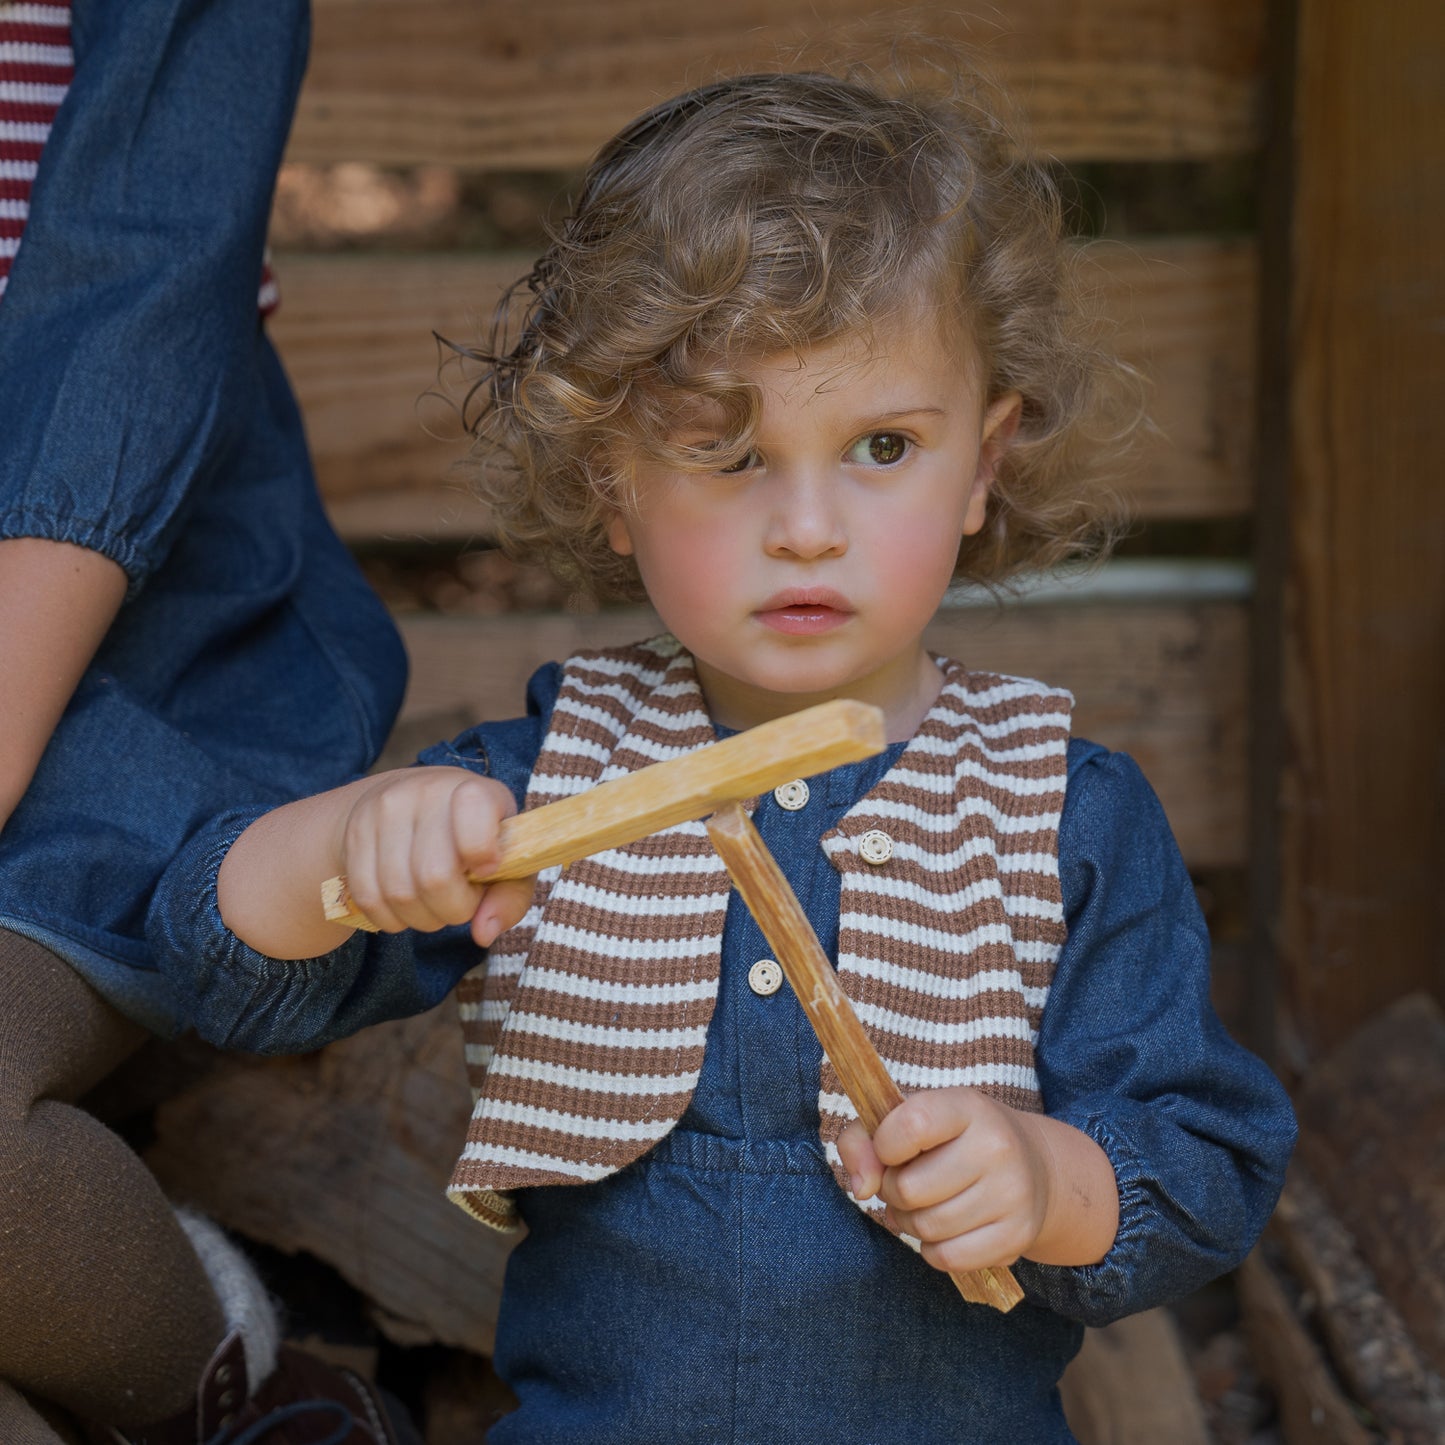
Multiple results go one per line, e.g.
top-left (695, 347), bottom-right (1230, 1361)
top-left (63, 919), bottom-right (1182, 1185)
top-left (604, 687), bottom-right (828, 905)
top-left (704, 802), bottom-right (1025, 1314)
top-left (323, 698), bottom-right (885, 931)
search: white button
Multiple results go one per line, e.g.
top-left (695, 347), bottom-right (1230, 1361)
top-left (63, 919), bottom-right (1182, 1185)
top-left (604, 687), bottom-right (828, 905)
top-left (858, 829), bottom-right (893, 865)
top-left (773, 778), bottom-right (810, 811)
top-left (748, 959), bottom-right (784, 996)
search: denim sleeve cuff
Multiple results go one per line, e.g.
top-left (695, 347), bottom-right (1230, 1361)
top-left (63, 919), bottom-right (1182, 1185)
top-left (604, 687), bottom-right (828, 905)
top-left (1013, 1109), bottom-right (1152, 1327)
top-left (0, 507), bottom-right (151, 590)
top-left (147, 807), bottom-right (374, 1054)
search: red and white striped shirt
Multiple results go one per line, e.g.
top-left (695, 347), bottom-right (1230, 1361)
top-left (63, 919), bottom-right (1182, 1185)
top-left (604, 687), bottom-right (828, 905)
top-left (0, 0), bottom-right (276, 308)
top-left (0, 2), bottom-right (72, 301)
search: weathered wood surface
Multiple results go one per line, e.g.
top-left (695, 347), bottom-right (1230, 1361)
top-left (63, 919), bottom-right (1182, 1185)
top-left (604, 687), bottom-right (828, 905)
top-left (293, 0), bottom-right (1264, 168)
top-left (1237, 1249), bottom-right (1375, 1445)
top-left (1274, 0), bottom-right (1445, 1054)
top-left (1292, 993), bottom-right (1445, 1380)
top-left (393, 598), bottom-right (1248, 868)
top-left (1059, 1310), bottom-right (1211, 1445)
top-left (270, 239), bottom-right (1256, 540)
top-left (145, 1004), bottom-right (510, 1355)
top-left (1265, 1162), bottom-right (1445, 1442)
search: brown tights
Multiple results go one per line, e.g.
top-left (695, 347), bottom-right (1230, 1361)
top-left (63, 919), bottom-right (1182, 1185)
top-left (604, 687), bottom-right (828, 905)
top-left (0, 931), bottom-right (226, 1435)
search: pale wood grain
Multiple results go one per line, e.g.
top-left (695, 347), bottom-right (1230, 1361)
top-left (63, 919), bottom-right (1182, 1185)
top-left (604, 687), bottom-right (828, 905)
top-left (293, 0), bottom-right (1264, 167)
top-left (267, 239), bottom-right (1256, 533)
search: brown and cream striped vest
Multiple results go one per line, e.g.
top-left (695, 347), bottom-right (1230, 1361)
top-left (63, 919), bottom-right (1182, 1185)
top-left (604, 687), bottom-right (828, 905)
top-left (448, 636), bottom-right (1072, 1248)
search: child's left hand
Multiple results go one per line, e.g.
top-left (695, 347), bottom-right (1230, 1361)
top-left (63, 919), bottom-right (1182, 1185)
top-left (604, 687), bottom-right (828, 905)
top-left (836, 1087), bottom-right (1119, 1274)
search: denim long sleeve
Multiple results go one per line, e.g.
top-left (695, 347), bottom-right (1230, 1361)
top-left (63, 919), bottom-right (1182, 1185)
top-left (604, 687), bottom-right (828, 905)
top-left (0, 0), bottom-right (309, 590)
top-left (0, 0), bottom-right (408, 1032)
top-left (1012, 745), bottom-right (1296, 1324)
top-left (147, 666), bottom-right (558, 1049)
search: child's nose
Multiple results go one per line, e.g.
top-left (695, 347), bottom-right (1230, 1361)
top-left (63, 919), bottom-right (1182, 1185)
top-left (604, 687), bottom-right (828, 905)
top-left (762, 471), bottom-right (848, 560)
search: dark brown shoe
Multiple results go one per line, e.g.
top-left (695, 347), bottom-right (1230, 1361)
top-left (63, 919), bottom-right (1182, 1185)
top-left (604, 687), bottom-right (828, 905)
top-left (87, 1329), bottom-right (411, 1445)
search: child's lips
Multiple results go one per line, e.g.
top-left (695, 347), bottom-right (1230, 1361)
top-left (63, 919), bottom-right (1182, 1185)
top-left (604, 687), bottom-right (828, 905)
top-left (755, 590), bottom-right (854, 635)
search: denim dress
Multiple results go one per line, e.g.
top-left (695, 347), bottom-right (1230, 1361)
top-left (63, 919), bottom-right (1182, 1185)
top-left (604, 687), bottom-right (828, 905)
top-left (155, 661), bottom-right (1297, 1442)
top-left (0, 0), bottom-right (406, 1033)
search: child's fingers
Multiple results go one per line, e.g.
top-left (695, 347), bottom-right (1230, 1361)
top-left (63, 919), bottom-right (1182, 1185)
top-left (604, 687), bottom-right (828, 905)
top-left (835, 1120), bottom-right (885, 1200)
top-left (870, 1086), bottom-right (985, 1168)
top-left (450, 776), bottom-right (515, 875)
top-left (470, 876), bottom-right (536, 948)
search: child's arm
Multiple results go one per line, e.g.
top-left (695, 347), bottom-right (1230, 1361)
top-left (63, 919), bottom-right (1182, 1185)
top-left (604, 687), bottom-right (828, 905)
top-left (0, 538), bottom-right (127, 833)
top-left (837, 1091), bottom-right (1119, 1273)
top-left (216, 765), bottom-right (536, 960)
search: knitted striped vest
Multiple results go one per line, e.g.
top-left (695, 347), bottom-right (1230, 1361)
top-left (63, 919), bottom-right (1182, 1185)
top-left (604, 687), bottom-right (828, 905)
top-left (448, 636), bottom-right (1072, 1247)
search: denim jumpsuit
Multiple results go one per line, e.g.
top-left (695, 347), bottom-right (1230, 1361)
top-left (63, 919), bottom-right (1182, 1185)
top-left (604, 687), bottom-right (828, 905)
top-left (0, 0), bottom-right (406, 1032)
top-left (154, 660), bottom-right (1297, 1444)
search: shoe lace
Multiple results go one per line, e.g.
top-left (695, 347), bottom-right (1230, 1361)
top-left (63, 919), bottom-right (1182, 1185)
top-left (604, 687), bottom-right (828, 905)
top-left (212, 1397), bottom-right (354, 1445)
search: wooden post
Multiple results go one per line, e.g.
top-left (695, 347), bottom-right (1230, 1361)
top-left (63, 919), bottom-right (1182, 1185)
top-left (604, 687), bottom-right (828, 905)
top-left (1265, 0), bottom-right (1445, 1059)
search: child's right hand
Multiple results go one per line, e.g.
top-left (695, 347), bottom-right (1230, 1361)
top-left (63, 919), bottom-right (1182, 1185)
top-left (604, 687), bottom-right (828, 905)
top-left (337, 766), bottom-right (535, 947)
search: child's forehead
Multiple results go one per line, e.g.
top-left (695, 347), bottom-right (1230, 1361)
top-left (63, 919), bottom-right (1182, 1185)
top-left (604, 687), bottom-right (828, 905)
top-left (678, 314), bottom-right (984, 401)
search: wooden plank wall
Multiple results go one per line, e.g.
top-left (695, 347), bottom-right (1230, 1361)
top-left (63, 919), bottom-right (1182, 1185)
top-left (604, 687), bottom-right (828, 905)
top-left (1263, 0), bottom-right (1445, 1058)
top-left (270, 0), bottom-right (1265, 879)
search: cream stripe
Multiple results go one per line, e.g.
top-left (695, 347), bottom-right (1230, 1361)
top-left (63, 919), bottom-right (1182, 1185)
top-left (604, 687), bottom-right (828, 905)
top-left (960, 676), bottom-right (1073, 709)
top-left (886, 760), bottom-right (1070, 798)
top-left (549, 877), bottom-right (720, 916)
top-left (850, 1004), bottom-right (1037, 1047)
top-left (473, 1097), bottom-right (679, 1142)
top-left (483, 1053), bottom-right (699, 1097)
top-left (836, 868), bottom-right (1049, 915)
top-left (457, 1139), bottom-right (614, 1180)
top-left (0, 80), bottom-right (68, 105)
top-left (500, 1012), bottom-right (708, 1051)
top-left (530, 920), bottom-right (721, 962)
top-left (0, 120), bottom-right (49, 143)
top-left (0, 159), bottom-right (38, 180)
top-left (845, 795), bottom-right (1063, 837)
top-left (1, 6), bottom-right (73, 27)
top-left (495, 967), bottom-right (717, 1007)
top-left (907, 731), bottom-right (1071, 766)
top-left (834, 959), bottom-right (1049, 1009)
top-left (0, 199), bottom-right (27, 220)
top-left (838, 912), bottom-right (1014, 955)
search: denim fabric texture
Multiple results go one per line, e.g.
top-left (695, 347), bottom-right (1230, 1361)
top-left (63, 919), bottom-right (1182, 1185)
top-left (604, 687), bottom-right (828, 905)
top-left (0, 0), bottom-right (407, 1033)
top-left (152, 659), bottom-right (1297, 1442)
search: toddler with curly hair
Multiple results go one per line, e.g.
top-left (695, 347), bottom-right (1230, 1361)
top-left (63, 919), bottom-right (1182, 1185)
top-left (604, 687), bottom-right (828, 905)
top-left (153, 53), bottom-right (1295, 1444)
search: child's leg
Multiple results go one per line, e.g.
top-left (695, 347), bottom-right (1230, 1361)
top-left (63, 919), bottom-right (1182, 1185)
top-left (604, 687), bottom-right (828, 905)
top-left (0, 930), bottom-right (225, 1427)
top-left (0, 1381), bottom-right (83, 1445)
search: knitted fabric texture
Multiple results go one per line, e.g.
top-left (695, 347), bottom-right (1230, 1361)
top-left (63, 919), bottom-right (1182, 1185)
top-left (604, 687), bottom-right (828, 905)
top-left (448, 636), bottom-right (1072, 1243)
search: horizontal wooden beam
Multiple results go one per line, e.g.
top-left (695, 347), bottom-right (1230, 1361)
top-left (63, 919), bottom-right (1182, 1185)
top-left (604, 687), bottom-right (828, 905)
top-left (394, 598), bottom-right (1248, 869)
top-left (295, 0), bottom-right (1264, 166)
top-left (267, 238), bottom-right (1256, 540)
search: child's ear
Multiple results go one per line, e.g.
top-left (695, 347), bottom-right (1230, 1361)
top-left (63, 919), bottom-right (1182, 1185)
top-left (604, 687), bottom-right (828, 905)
top-left (962, 390), bottom-right (1023, 536)
top-left (605, 511), bottom-right (634, 557)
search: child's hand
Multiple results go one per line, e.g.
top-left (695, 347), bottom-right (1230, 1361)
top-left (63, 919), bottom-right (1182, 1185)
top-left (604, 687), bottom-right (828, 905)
top-left (339, 766), bottom-right (533, 947)
top-left (836, 1087), bottom-right (1119, 1273)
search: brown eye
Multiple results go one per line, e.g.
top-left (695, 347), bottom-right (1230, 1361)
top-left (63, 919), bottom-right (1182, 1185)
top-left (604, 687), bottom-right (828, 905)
top-left (718, 448), bottom-right (760, 474)
top-left (847, 432), bottom-right (909, 466)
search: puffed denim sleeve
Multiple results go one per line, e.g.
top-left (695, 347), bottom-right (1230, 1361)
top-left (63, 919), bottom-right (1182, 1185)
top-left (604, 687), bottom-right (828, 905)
top-left (0, 0), bottom-right (309, 591)
top-left (145, 663), bottom-right (562, 1052)
top-left (1010, 743), bottom-right (1296, 1326)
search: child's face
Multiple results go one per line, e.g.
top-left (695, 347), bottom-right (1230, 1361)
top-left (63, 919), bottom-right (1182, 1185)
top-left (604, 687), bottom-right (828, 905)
top-left (606, 318), bottom-right (1020, 739)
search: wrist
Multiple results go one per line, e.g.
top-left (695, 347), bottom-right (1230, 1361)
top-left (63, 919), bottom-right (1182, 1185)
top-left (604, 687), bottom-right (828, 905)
top-left (1019, 1112), bottom-right (1120, 1267)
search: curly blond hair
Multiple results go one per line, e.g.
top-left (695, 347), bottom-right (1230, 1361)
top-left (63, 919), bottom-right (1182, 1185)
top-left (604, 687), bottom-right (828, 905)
top-left (459, 51), bottom-right (1138, 601)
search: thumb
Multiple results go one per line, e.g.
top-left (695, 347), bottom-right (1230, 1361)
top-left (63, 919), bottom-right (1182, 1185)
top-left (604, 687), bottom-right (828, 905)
top-left (836, 1120), bottom-right (884, 1200)
top-left (471, 875), bottom-right (536, 948)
